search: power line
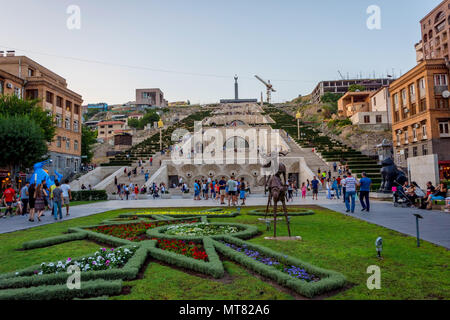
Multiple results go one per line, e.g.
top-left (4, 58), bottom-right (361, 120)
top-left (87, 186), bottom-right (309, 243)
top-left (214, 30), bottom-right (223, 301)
top-left (0, 44), bottom-right (315, 83)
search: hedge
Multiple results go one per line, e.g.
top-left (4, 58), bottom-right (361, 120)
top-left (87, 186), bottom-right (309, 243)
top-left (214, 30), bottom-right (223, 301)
top-left (22, 232), bottom-right (88, 250)
top-left (247, 209), bottom-right (315, 216)
top-left (0, 279), bottom-right (123, 300)
top-left (71, 190), bottom-right (108, 201)
top-left (212, 236), bottom-right (346, 298)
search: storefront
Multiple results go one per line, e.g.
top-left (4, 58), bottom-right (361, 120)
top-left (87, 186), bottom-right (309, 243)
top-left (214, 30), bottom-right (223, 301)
top-left (439, 160), bottom-right (450, 181)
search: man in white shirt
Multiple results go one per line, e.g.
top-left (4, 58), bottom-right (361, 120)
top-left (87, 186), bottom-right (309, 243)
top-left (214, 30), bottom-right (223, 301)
top-left (344, 172), bottom-right (359, 213)
top-left (60, 179), bottom-right (72, 216)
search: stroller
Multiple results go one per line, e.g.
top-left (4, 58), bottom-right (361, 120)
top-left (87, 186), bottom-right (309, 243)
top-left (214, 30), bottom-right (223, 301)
top-left (392, 183), bottom-right (414, 208)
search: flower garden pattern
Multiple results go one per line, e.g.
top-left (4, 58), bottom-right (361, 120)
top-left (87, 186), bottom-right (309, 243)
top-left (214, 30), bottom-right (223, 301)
top-left (0, 210), bottom-right (346, 300)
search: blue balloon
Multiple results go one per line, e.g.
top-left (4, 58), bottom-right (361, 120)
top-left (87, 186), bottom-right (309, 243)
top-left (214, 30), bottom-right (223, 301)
top-left (28, 159), bottom-right (55, 187)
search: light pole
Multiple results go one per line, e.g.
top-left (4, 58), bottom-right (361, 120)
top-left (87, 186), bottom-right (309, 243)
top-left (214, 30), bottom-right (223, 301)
top-left (158, 118), bottom-right (164, 151)
top-left (295, 111), bottom-right (301, 140)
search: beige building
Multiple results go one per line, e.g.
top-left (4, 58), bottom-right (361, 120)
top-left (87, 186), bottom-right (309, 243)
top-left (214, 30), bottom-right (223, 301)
top-left (389, 59), bottom-right (450, 179)
top-left (96, 121), bottom-right (126, 140)
top-left (0, 53), bottom-right (83, 177)
top-left (136, 88), bottom-right (167, 109)
top-left (420, 0), bottom-right (450, 61)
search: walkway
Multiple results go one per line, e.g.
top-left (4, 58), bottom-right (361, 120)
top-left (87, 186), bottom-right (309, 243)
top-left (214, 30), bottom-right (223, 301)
top-left (1, 195), bottom-right (449, 249)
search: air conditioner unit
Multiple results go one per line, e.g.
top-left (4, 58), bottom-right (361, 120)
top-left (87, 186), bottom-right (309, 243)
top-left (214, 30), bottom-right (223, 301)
top-left (404, 108), bottom-right (409, 113)
top-left (6, 83), bottom-right (12, 89)
top-left (62, 137), bottom-right (67, 141)
top-left (413, 123), bottom-right (420, 129)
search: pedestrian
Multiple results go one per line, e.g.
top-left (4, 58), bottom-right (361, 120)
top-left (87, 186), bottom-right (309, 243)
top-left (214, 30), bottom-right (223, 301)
top-left (288, 181), bottom-right (294, 202)
top-left (145, 171), bottom-right (149, 182)
top-left (125, 185), bottom-right (130, 200)
top-left (194, 180), bottom-right (201, 200)
top-left (227, 176), bottom-right (238, 206)
top-left (1, 184), bottom-right (16, 218)
top-left (301, 182), bottom-right (307, 199)
top-left (42, 180), bottom-right (50, 212)
top-left (20, 182), bottom-right (29, 215)
top-left (239, 177), bottom-right (246, 205)
top-left (52, 181), bottom-right (63, 220)
top-left (128, 171), bottom-right (131, 181)
top-left (28, 183), bottom-right (36, 222)
top-left (341, 174), bottom-right (347, 203)
top-left (114, 176), bottom-right (118, 186)
top-left (311, 176), bottom-right (319, 200)
top-left (150, 156), bottom-right (153, 166)
top-left (219, 176), bottom-right (227, 205)
top-left (34, 183), bottom-right (47, 222)
top-left (134, 185), bottom-right (139, 200)
top-left (333, 162), bottom-right (337, 172)
top-left (328, 170), bottom-right (332, 180)
top-left (359, 172), bottom-right (372, 212)
top-left (331, 177), bottom-right (340, 200)
top-left (60, 179), bottom-right (72, 216)
top-left (344, 171), bottom-right (358, 213)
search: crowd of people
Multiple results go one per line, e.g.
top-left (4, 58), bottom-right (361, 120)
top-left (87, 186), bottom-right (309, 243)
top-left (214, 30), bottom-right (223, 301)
top-left (0, 179), bottom-right (72, 222)
top-left (192, 176), bottom-right (250, 206)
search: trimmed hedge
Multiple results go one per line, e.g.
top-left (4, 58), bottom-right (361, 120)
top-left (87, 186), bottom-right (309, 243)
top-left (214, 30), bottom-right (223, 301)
top-left (71, 190), bottom-right (108, 201)
top-left (22, 232), bottom-right (88, 250)
top-left (0, 279), bottom-right (122, 300)
top-left (212, 236), bottom-right (346, 298)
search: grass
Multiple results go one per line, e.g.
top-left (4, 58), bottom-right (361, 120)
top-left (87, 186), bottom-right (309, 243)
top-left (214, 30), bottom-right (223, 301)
top-left (70, 200), bottom-right (108, 207)
top-left (0, 206), bottom-right (448, 300)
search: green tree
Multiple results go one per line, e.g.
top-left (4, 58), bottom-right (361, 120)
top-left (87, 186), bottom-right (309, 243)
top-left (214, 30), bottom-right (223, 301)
top-left (348, 84), bottom-right (366, 92)
top-left (81, 126), bottom-right (98, 164)
top-left (127, 118), bottom-right (140, 129)
top-left (0, 95), bottom-right (56, 142)
top-left (321, 93), bottom-right (343, 104)
top-left (0, 115), bottom-right (48, 172)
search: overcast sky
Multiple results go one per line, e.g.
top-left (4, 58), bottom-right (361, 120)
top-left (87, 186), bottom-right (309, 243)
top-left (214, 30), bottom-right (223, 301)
top-left (0, 0), bottom-right (442, 104)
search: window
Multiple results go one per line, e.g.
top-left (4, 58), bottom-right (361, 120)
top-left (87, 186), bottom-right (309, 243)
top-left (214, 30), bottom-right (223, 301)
top-left (422, 124), bottom-right (427, 137)
top-left (422, 144), bottom-right (428, 156)
top-left (0, 80), bottom-right (3, 94)
top-left (404, 148), bottom-right (409, 160)
top-left (28, 68), bottom-right (34, 77)
top-left (26, 89), bottom-right (38, 100)
top-left (108, 125), bottom-right (113, 128)
top-left (74, 104), bottom-right (80, 115)
top-left (419, 99), bottom-right (427, 112)
top-left (376, 115), bottom-right (382, 123)
top-left (66, 101), bottom-right (72, 112)
top-left (401, 89), bottom-right (407, 106)
top-left (65, 118), bottom-right (71, 130)
top-left (393, 93), bottom-right (399, 111)
top-left (439, 121), bottom-right (450, 137)
top-left (434, 74), bottom-right (448, 86)
top-left (46, 91), bottom-right (53, 104)
top-left (409, 84), bottom-right (416, 102)
top-left (373, 97), bottom-right (377, 106)
top-left (419, 78), bottom-right (426, 97)
top-left (396, 132), bottom-right (401, 145)
top-left (413, 127), bottom-right (417, 140)
top-left (66, 138), bottom-right (70, 150)
top-left (364, 115), bottom-right (370, 123)
top-left (56, 136), bottom-right (62, 148)
top-left (100, 131), bottom-right (105, 135)
top-left (413, 146), bottom-right (418, 157)
top-left (73, 120), bottom-right (79, 132)
top-left (55, 114), bottom-right (62, 127)
top-left (436, 98), bottom-right (449, 108)
top-left (404, 130), bottom-right (409, 143)
top-left (14, 87), bottom-right (21, 98)
top-left (56, 96), bottom-right (63, 108)
top-left (66, 158), bottom-right (71, 168)
top-left (74, 140), bottom-right (79, 151)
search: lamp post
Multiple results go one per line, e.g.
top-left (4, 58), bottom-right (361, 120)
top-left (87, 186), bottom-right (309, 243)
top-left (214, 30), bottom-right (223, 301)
top-left (295, 111), bottom-right (301, 140)
top-left (158, 118), bottom-right (164, 151)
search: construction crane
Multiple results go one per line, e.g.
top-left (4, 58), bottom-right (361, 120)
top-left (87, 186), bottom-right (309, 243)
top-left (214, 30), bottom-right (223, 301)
top-left (254, 75), bottom-right (276, 103)
top-left (337, 71), bottom-right (345, 80)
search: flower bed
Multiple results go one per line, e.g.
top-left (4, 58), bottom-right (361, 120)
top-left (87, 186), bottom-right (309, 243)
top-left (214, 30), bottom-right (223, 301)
top-left (30, 247), bottom-right (138, 276)
top-left (155, 239), bottom-right (208, 261)
top-left (247, 208), bottom-right (315, 216)
top-left (164, 223), bottom-right (240, 237)
top-left (220, 242), bottom-right (319, 282)
top-left (90, 220), bottom-right (200, 242)
top-left (134, 209), bottom-right (235, 216)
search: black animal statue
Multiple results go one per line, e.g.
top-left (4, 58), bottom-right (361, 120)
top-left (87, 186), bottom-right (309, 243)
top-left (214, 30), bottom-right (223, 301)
top-left (379, 157), bottom-right (408, 193)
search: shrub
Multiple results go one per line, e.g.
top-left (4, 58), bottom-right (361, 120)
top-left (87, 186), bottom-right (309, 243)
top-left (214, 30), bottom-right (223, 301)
top-left (71, 190), bottom-right (108, 201)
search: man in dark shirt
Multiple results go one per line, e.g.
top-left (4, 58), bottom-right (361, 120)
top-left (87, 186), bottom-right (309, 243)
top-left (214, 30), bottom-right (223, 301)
top-left (219, 177), bottom-right (227, 205)
top-left (311, 176), bottom-right (319, 200)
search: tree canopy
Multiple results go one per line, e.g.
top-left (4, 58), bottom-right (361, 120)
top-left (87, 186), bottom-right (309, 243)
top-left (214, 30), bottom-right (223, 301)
top-left (81, 126), bottom-right (98, 164)
top-left (0, 95), bottom-right (56, 142)
top-left (0, 115), bottom-right (48, 170)
top-left (348, 84), bottom-right (366, 92)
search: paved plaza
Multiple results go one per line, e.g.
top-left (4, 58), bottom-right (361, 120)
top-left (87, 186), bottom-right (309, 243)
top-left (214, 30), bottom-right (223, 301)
top-left (1, 194), bottom-right (449, 249)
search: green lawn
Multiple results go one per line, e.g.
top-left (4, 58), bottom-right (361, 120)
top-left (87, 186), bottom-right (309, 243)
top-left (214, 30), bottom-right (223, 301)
top-left (0, 206), bottom-right (448, 300)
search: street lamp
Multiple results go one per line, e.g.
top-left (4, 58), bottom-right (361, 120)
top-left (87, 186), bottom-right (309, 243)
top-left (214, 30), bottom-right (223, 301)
top-left (158, 118), bottom-right (164, 151)
top-left (295, 111), bottom-right (301, 140)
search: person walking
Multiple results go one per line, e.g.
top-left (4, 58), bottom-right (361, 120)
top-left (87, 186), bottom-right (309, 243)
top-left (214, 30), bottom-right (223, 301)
top-left (134, 185), bottom-right (139, 200)
top-left (60, 179), bottom-right (72, 216)
top-left (359, 172), bottom-right (372, 212)
top-left (194, 180), bottom-right (201, 200)
top-left (344, 171), bottom-right (358, 213)
top-left (150, 156), bottom-right (153, 166)
top-left (52, 181), bottom-right (63, 220)
top-left (34, 183), bottom-right (47, 222)
top-left (341, 174), bottom-right (347, 203)
top-left (28, 183), bottom-right (36, 222)
top-left (20, 182), bottom-right (29, 216)
top-left (287, 181), bottom-right (294, 202)
top-left (333, 162), bottom-right (337, 172)
top-left (1, 184), bottom-right (16, 218)
top-left (331, 177), bottom-right (340, 200)
top-left (219, 177), bottom-right (227, 205)
top-left (227, 176), bottom-right (238, 206)
top-left (311, 176), bottom-right (319, 200)
top-left (114, 175), bottom-right (118, 187)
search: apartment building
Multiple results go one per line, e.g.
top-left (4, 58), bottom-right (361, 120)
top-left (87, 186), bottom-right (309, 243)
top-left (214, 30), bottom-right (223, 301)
top-left (389, 59), bottom-right (450, 178)
top-left (96, 121), bottom-right (126, 140)
top-left (136, 88), bottom-right (168, 109)
top-left (420, 0), bottom-right (450, 61)
top-left (337, 87), bottom-right (391, 131)
top-left (0, 53), bottom-right (83, 178)
top-left (311, 78), bottom-right (393, 104)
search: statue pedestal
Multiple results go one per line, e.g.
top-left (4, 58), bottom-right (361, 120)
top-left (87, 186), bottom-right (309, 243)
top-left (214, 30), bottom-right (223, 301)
top-left (264, 236), bottom-right (302, 241)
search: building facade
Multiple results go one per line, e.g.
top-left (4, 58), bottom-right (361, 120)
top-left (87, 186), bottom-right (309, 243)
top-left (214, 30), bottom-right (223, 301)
top-left (420, 0), bottom-right (450, 61)
top-left (0, 54), bottom-right (83, 178)
top-left (96, 121), bottom-right (126, 140)
top-left (311, 78), bottom-right (393, 104)
top-left (135, 88), bottom-right (167, 109)
top-left (389, 59), bottom-right (450, 179)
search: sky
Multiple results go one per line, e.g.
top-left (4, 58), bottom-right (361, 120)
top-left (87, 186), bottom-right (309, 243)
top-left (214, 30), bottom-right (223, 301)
top-left (0, 0), bottom-right (443, 104)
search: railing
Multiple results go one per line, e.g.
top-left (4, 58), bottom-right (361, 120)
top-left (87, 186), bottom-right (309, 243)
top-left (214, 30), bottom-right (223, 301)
top-left (435, 85), bottom-right (448, 95)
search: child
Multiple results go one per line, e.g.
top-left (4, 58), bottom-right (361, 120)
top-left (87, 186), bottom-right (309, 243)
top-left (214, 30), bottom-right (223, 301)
top-left (301, 182), bottom-right (307, 199)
